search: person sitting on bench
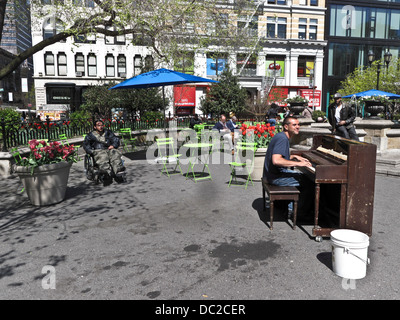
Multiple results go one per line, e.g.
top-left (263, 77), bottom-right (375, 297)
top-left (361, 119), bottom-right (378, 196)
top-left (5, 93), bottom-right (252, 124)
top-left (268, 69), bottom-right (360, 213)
top-left (263, 116), bottom-right (314, 220)
top-left (213, 114), bottom-right (235, 155)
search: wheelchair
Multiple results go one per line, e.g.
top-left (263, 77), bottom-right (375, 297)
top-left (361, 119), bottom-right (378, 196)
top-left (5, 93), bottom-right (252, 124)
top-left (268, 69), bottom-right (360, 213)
top-left (84, 153), bottom-right (126, 185)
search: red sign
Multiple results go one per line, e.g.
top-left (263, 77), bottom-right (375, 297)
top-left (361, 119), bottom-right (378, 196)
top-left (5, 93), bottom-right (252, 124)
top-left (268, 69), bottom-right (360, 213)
top-left (174, 86), bottom-right (196, 107)
top-left (297, 89), bottom-right (321, 108)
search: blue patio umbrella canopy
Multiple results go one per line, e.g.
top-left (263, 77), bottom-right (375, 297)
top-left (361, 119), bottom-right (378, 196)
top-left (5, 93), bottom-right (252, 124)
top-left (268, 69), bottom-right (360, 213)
top-left (342, 89), bottom-right (400, 100)
top-left (109, 68), bottom-right (218, 125)
top-left (109, 68), bottom-right (219, 90)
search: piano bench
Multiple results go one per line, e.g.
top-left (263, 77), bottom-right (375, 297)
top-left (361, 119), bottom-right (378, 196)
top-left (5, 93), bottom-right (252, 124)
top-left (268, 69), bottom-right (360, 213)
top-left (262, 178), bottom-right (300, 230)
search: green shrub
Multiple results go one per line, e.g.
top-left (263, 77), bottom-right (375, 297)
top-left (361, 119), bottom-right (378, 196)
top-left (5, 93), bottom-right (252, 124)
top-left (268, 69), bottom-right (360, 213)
top-left (141, 111), bottom-right (164, 122)
top-left (0, 108), bottom-right (21, 131)
top-left (312, 110), bottom-right (326, 122)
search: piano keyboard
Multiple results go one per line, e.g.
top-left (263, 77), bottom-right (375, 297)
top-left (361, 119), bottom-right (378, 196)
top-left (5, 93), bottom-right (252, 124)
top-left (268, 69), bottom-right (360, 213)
top-left (316, 146), bottom-right (348, 161)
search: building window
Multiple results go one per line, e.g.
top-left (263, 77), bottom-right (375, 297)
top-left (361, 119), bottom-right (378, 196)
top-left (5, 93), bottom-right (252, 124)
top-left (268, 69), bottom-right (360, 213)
top-left (206, 53), bottom-right (227, 76)
top-left (133, 55), bottom-right (142, 76)
top-left (389, 10), bottom-right (400, 39)
top-left (267, 0), bottom-right (286, 4)
top-left (267, 17), bottom-right (287, 39)
top-left (299, 0), bottom-right (318, 4)
top-left (298, 57), bottom-right (315, 78)
top-left (330, 5), bottom-right (396, 40)
top-left (74, 33), bottom-right (96, 44)
top-left (237, 53), bottom-right (257, 76)
top-left (87, 53), bottom-right (97, 77)
top-left (44, 52), bottom-right (55, 76)
top-left (73, 0), bottom-right (94, 7)
top-left (105, 27), bottom-right (126, 45)
top-left (75, 53), bottom-right (85, 76)
top-left (57, 52), bottom-right (67, 76)
top-left (174, 52), bottom-right (194, 75)
top-left (117, 54), bottom-right (126, 77)
top-left (106, 54), bottom-right (115, 77)
top-left (266, 56), bottom-right (285, 77)
top-left (309, 19), bottom-right (317, 40)
top-left (43, 17), bottom-right (65, 42)
top-left (298, 18), bottom-right (307, 39)
top-left (237, 15), bottom-right (258, 37)
top-left (144, 55), bottom-right (154, 70)
top-left (267, 17), bottom-right (276, 38)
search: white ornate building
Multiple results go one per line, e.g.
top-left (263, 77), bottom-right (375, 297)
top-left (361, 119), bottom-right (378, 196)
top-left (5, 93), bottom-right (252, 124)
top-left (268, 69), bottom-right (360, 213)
top-left (31, 0), bottom-right (327, 118)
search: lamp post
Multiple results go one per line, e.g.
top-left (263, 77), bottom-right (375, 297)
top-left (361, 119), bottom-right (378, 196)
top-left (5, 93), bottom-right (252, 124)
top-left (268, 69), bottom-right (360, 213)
top-left (368, 50), bottom-right (392, 90)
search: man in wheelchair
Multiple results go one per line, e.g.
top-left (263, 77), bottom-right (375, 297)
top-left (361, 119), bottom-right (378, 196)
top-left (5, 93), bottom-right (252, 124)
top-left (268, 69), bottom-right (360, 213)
top-left (83, 119), bottom-right (126, 185)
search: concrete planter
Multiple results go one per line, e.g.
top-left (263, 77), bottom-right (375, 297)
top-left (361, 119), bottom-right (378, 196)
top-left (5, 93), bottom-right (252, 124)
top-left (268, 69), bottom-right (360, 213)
top-left (14, 161), bottom-right (72, 206)
top-left (364, 101), bottom-right (386, 119)
top-left (250, 147), bottom-right (268, 181)
top-left (288, 102), bottom-right (306, 117)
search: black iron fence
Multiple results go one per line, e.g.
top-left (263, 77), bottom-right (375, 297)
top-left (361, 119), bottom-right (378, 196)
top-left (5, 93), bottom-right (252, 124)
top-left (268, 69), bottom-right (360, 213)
top-left (0, 116), bottom-right (191, 151)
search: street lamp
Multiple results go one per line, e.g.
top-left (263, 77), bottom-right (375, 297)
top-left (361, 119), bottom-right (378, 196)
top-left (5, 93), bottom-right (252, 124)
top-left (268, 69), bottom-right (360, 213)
top-left (384, 50), bottom-right (392, 68)
top-left (367, 50), bottom-right (375, 67)
top-left (368, 50), bottom-right (392, 90)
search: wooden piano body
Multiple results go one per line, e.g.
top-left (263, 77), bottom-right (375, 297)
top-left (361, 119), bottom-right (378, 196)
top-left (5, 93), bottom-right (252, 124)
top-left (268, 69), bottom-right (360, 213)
top-left (295, 134), bottom-right (377, 238)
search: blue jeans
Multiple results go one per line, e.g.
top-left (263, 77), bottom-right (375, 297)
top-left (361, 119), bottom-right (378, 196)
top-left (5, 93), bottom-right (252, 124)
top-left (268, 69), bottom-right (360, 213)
top-left (269, 169), bottom-right (301, 187)
top-left (335, 125), bottom-right (359, 141)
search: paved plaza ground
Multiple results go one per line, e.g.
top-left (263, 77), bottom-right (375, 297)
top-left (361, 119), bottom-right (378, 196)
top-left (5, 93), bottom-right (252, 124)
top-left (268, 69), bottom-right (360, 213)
top-left (1, 148), bottom-right (400, 301)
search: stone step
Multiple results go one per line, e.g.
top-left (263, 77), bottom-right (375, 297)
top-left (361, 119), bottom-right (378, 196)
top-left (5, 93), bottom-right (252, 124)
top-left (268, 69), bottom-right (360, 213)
top-left (375, 166), bottom-right (400, 178)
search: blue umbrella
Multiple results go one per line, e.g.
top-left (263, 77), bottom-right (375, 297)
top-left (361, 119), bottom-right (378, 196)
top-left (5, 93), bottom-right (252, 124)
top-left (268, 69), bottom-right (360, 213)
top-left (110, 68), bottom-right (219, 90)
top-left (109, 68), bottom-right (219, 127)
top-left (342, 89), bottom-right (400, 100)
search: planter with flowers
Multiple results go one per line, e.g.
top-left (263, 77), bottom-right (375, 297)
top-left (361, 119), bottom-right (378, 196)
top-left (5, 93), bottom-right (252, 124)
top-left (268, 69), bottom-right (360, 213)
top-left (239, 122), bottom-right (278, 181)
top-left (359, 95), bottom-right (389, 119)
top-left (13, 139), bottom-right (78, 206)
top-left (285, 96), bottom-right (309, 117)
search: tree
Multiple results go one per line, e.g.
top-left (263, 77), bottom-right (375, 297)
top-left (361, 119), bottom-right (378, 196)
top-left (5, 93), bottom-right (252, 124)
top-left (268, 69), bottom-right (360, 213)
top-left (244, 87), bottom-right (287, 121)
top-left (199, 67), bottom-right (247, 117)
top-left (0, 0), bottom-right (261, 80)
top-left (81, 81), bottom-right (164, 119)
top-left (338, 58), bottom-right (400, 97)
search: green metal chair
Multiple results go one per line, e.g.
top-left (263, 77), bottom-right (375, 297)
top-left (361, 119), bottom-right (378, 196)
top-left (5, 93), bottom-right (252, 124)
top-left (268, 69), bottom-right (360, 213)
top-left (10, 147), bottom-right (22, 164)
top-left (156, 138), bottom-right (183, 177)
top-left (228, 144), bottom-right (256, 189)
top-left (193, 124), bottom-right (206, 140)
top-left (119, 128), bottom-right (137, 152)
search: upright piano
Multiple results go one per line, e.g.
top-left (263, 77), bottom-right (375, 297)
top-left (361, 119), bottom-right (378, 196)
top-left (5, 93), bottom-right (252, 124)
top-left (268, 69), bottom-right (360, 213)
top-left (293, 135), bottom-right (377, 238)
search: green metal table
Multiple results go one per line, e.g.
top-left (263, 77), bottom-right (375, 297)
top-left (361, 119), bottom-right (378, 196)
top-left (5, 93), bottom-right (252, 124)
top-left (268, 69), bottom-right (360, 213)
top-left (184, 142), bottom-right (213, 182)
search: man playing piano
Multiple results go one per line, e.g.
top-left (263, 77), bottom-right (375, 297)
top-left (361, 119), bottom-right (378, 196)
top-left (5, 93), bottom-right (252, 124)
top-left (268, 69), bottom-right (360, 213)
top-left (263, 116), bottom-right (315, 219)
top-left (327, 93), bottom-right (359, 141)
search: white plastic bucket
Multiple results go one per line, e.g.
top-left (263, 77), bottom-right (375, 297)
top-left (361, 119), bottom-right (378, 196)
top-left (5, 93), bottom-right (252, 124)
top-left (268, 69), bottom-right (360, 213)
top-left (331, 229), bottom-right (370, 279)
